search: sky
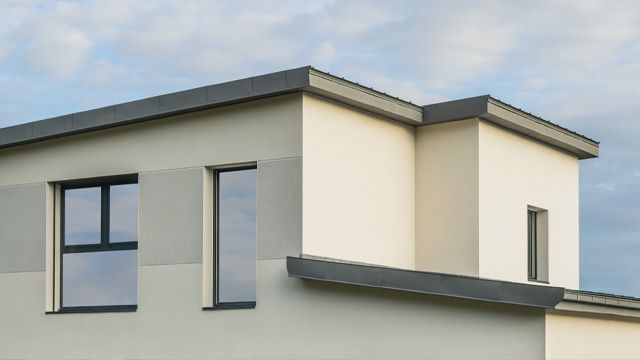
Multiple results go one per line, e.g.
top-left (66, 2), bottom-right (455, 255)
top-left (1, 0), bottom-right (639, 296)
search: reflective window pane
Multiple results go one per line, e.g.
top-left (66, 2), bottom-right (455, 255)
top-left (62, 250), bottom-right (138, 307)
top-left (218, 168), bottom-right (257, 303)
top-left (110, 184), bottom-right (139, 243)
top-left (64, 187), bottom-right (101, 245)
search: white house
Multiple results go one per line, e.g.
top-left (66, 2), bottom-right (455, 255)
top-left (0, 66), bottom-right (638, 359)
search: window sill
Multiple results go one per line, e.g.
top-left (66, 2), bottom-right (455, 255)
top-left (528, 278), bottom-right (549, 284)
top-left (46, 305), bottom-right (137, 314)
top-left (203, 302), bottom-right (256, 311)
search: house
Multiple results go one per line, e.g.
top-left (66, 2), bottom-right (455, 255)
top-left (0, 66), bottom-right (638, 359)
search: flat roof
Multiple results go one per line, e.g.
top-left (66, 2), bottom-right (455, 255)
top-left (287, 256), bottom-right (565, 309)
top-left (0, 67), bottom-right (599, 159)
top-left (563, 289), bottom-right (640, 310)
top-left (423, 95), bottom-right (599, 159)
top-left (553, 289), bottom-right (640, 319)
top-left (0, 66), bottom-right (422, 150)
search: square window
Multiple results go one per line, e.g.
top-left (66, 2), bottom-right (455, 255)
top-left (52, 175), bottom-right (138, 312)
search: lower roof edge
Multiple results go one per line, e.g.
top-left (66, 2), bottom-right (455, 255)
top-left (287, 256), bottom-right (565, 309)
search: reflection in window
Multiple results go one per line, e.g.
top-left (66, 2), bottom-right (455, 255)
top-left (60, 178), bottom-right (138, 310)
top-left (64, 187), bottom-right (101, 245)
top-left (110, 184), bottom-right (139, 243)
top-left (62, 250), bottom-right (137, 307)
top-left (217, 168), bottom-right (257, 305)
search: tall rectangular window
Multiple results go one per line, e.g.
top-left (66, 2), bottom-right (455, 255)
top-left (59, 175), bottom-right (138, 312)
top-left (214, 167), bottom-right (257, 309)
top-left (527, 209), bottom-right (537, 280)
top-left (527, 206), bottom-right (549, 283)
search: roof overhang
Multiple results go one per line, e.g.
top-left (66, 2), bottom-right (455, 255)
top-left (0, 68), bottom-right (598, 157)
top-left (422, 95), bottom-right (599, 159)
top-left (287, 256), bottom-right (565, 309)
top-left (0, 66), bottom-right (423, 150)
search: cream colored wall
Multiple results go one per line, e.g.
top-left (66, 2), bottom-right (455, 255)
top-left (546, 310), bottom-right (640, 360)
top-left (415, 119), bottom-right (479, 276)
top-left (0, 260), bottom-right (546, 360)
top-left (302, 94), bottom-right (415, 269)
top-left (478, 120), bottom-right (579, 288)
top-left (0, 94), bottom-right (302, 187)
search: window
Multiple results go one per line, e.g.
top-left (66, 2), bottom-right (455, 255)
top-left (527, 210), bottom-right (537, 280)
top-left (58, 175), bottom-right (138, 312)
top-left (214, 167), bottom-right (257, 309)
top-left (527, 206), bottom-right (548, 282)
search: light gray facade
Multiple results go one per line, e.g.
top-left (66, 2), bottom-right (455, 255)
top-left (0, 183), bottom-right (46, 273)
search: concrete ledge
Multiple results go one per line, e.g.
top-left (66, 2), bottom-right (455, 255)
top-left (287, 256), bottom-right (565, 308)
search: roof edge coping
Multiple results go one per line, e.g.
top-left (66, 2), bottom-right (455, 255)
top-left (422, 95), bottom-right (599, 159)
top-left (0, 66), bottom-right (421, 150)
top-left (287, 255), bottom-right (565, 309)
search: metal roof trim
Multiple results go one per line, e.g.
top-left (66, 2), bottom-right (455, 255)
top-left (0, 66), bottom-right (421, 150)
top-left (287, 256), bottom-right (565, 309)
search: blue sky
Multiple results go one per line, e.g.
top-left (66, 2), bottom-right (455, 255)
top-left (1, 1), bottom-right (639, 296)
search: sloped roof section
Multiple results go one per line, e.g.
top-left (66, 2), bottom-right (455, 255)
top-left (422, 95), bottom-right (599, 159)
top-left (287, 256), bottom-right (565, 309)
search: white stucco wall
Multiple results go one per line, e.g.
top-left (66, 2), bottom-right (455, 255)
top-left (415, 119), bottom-right (479, 276)
top-left (478, 120), bottom-right (579, 288)
top-left (302, 94), bottom-right (416, 269)
top-left (546, 310), bottom-right (640, 360)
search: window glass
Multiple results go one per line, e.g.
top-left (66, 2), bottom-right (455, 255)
top-left (110, 184), bottom-right (139, 243)
top-left (64, 187), bottom-right (101, 245)
top-left (60, 178), bottom-right (138, 310)
top-left (62, 250), bottom-right (137, 307)
top-left (528, 210), bottom-right (537, 279)
top-left (218, 168), bottom-right (257, 304)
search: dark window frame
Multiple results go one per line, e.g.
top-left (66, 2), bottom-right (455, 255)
top-left (527, 209), bottom-right (537, 280)
top-left (59, 174), bottom-right (138, 313)
top-left (211, 166), bottom-right (257, 310)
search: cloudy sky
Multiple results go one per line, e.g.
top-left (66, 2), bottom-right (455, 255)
top-left (1, 1), bottom-right (639, 296)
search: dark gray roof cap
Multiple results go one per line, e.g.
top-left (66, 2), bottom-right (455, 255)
top-left (0, 66), bottom-right (422, 150)
top-left (287, 256), bottom-right (565, 309)
top-left (564, 289), bottom-right (640, 310)
top-left (0, 67), bottom-right (599, 159)
top-left (422, 95), bottom-right (599, 159)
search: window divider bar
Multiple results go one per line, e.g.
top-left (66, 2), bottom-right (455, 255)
top-left (101, 185), bottom-right (110, 245)
top-left (63, 242), bottom-right (138, 253)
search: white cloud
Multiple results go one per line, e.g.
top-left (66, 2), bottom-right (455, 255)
top-left (596, 182), bottom-right (617, 192)
top-left (21, 19), bottom-right (92, 79)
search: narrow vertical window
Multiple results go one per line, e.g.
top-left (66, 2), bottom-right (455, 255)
top-left (59, 175), bottom-right (138, 312)
top-left (527, 210), bottom-right (537, 280)
top-left (215, 167), bottom-right (257, 308)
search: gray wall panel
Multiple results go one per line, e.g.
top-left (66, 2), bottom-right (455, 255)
top-left (139, 168), bottom-right (203, 266)
top-left (257, 158), bottom-right (302, 259)
top-left (0, 184), bottom-right (46, 272)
